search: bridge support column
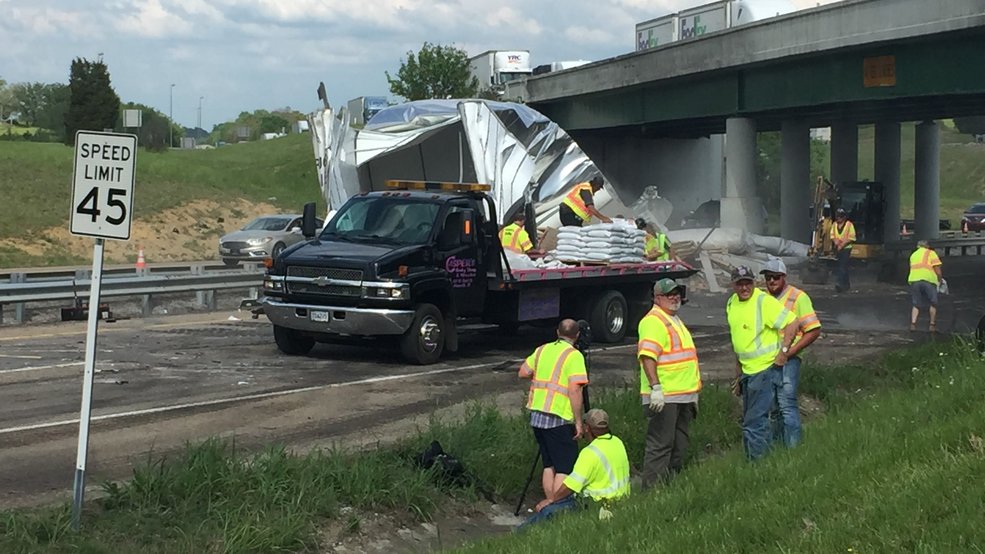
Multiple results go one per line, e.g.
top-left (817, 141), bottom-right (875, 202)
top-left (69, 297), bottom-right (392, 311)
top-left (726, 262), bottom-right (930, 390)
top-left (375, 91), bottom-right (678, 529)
top-left (914, 120), bottom-right (941, 240)
top-left (780, 120), bottom-right (811, 243)
top-left (875, 122), bottom-right (901, 242)
top-left (723, 117), bottom-right (763, 234)
top-left (831, 122), bottom-right (858, 184)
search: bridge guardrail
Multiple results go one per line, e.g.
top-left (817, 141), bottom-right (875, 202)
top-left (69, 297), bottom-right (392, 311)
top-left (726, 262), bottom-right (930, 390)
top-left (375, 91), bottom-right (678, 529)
top-left (0, 263), bottom-right (266, 324)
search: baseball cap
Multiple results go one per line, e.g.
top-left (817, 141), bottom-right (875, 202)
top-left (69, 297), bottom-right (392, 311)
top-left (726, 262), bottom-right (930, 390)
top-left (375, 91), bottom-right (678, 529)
top-left (835, 207), bottom-right (847, 216)
top-left (760, 258), bottom-right (787, 275)
top-left (731, 265), bottom-right (756, 283)
top-left (585, 408), bottom-right (609, 429)
top-left (654, 278), bottom-right (683, 295)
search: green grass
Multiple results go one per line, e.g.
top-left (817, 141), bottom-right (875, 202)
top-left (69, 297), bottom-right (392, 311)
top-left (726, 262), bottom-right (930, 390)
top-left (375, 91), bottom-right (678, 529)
top-left (0, 123), bottom-right (39, 137)
top-left (0, 134), bottom-right (323, 242)
top-left (858, 123), bottom-right (985, 226)
top-left (0, 341), bottom-right (981, 553)
top-left (463, 340), bottom-right (985, 553)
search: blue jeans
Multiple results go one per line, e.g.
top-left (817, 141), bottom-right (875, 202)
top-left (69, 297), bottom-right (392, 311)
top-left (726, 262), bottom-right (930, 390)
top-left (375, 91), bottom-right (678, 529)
top-left (741, 367), bottom-right (780, 461)
top-left (771, 356), bottom-right (802, 448)
top-left (515, 495), bottom-right (578, 531)
top-left (835, 248), bottom-right (851, 291)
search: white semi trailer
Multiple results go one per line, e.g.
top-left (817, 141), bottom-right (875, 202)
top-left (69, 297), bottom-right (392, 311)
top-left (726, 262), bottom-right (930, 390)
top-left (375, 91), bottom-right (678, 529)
top-left (469, 50), bottom-right (532, 96)
top-left (635, 0), bottom-right (796, 51)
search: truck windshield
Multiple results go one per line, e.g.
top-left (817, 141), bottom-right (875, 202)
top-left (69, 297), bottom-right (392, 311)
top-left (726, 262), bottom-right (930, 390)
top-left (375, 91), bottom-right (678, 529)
top-left (321, 196), bottom-right (440, 245)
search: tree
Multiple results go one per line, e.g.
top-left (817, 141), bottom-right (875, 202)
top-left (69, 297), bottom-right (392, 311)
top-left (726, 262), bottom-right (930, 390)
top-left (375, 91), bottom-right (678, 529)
top-left (386, 42), bottom-right (479, 101)
top-left (64, 57), bottom-right (121, 144)
top-left (118, 102), bottom-right (172, 152)
top-left (0, 77), bottom-right (15, 122)
top-left (953, 116), bottom-right (985, 136)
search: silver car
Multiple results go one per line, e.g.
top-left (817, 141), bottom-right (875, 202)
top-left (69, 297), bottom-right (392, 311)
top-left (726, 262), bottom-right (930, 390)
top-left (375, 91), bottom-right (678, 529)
top-left (218, 214), bottom-right (323, 265)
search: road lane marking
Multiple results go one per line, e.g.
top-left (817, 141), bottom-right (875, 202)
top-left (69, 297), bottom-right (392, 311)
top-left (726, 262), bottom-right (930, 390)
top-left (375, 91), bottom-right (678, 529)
top-left (0, 354), bottom-right (43, 359)
top-left (0, 362), bottom-right (83, 375)
top-left (0, 344), bottom-right (636, 435)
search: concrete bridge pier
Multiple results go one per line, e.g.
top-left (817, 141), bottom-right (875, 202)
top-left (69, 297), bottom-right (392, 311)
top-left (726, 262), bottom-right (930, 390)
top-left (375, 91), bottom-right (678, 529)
top-left (780, 120), bottom-right (811, 243)
top-left (875, 122), bottom-right (902, 242)
top-left (914, 120), bottom-right (941, 240)
top-left (831, 122), bottom-right (859, 185)
top-left (722, 117), bottom-right (764, 234)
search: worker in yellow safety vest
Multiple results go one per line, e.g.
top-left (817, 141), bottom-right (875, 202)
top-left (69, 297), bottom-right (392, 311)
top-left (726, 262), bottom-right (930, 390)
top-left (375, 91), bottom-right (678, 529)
top-left (637, 278), bottom-right (701, 487)
top-left (499, 211), bottom-right (542, 256)
top-left (559, 176), bottom-right (611, 227)
top-left (760, 258), bottom-right (821, 448)
top-left (726, 265), bottom-right (799, 461)
top-left (635, 218), bottom-right (673, 261)
top-left (520, 408), bottom-right (630, 529)
top-left (518, 319), bottom-right (589, 506)
top-left (830, 207), bottom-right (856, 292)
top-left (907, 239), bottom-right (944, 332)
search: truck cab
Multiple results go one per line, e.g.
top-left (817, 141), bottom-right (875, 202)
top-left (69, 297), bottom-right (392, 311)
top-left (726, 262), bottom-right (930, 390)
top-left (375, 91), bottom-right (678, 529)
top-left (263, 181), bottom-right (498, 364)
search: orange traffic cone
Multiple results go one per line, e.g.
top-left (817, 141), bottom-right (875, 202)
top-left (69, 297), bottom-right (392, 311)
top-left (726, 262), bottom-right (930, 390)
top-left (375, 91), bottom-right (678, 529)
top-left (136, 247), bottom-right (147, 270)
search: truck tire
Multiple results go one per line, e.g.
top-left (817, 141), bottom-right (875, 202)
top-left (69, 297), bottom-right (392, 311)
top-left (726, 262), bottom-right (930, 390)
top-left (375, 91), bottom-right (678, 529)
top-left (401, 303), bottom-right (444, 365)
top-left (590, 290), bottom-right (628, 344)
top-left (273, 324), bottom-right (315, 355)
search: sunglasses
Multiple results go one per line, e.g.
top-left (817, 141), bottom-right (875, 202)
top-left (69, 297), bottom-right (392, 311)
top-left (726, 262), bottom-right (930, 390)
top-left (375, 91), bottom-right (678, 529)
top-left (659, 290), bottom-right (682, 297)
top-left (764, 274), bottom-right (784, 281)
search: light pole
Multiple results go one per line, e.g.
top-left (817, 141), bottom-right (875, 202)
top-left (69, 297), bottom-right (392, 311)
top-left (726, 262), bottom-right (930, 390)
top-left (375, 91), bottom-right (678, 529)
top-left (198, 96), bottom-right (204, 129)
top-left (169, 83), bottom-right (175, 148)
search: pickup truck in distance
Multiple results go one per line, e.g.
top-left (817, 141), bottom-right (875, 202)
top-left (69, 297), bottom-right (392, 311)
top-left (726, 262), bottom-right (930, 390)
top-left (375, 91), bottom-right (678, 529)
top-left (262, 181), bottom-right (697, 364)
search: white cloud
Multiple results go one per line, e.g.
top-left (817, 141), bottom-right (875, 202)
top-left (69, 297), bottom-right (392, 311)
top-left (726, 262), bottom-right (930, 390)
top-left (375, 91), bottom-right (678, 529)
top-left (114, 0), bottom-right (194, 37)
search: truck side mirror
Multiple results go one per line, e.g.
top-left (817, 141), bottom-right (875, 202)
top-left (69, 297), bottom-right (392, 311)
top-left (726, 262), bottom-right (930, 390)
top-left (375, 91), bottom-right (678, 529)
top-left (302, 202), bottom-right (317, 238)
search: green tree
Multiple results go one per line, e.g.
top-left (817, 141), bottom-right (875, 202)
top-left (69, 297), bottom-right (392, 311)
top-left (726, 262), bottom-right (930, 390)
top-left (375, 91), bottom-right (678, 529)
top-left (386, 42), bottom-right (479, 101)
top-left (118, 102), bottom-right (172, 152)
top-left (64, 57), bottom-right (121, 144)
top-left (953, 116), bottom-right (985, 136)
top-left (0, 77), bottom-right (16, 122)
top-left (34, 83), bottom-right (71, 142)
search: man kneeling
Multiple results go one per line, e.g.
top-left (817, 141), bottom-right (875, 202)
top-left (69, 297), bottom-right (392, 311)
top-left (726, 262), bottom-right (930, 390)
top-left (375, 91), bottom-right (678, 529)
top-left (520, 408), bottom-right (630, 528)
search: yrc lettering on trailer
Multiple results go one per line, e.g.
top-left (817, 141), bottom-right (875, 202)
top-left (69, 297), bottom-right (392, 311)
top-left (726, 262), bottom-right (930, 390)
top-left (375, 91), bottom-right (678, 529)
top-left (70, 131), bottom-right (137, 240)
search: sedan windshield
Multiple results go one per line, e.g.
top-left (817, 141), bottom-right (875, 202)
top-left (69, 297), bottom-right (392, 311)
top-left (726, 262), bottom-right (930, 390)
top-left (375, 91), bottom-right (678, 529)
top-left (243, 217), bottom-right (292, 231)
top-left (322, 197), bottom-right (440, 245)
top-left (967, 204), bottom-right (985, 214)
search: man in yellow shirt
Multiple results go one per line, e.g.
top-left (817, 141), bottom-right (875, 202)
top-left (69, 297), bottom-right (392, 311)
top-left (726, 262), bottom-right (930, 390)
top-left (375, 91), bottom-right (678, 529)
top-left (726, 265), bottom-right (799, 460)
top-left (499, 212), bottom-right (542, 257)
top-left (520, 408), bottom-right (630, 528)
top-left (637, 278), bottom-right (701, 486)
top-left (636, 218), bottom-right (672, 262)
top-left (830, 208), bottom-right (856, 292)
top-left (907, 240), bottom-right (944, 332)
top-left (761, 259), bottom-right (821, 448)
top-left (559, 176), bottom-right (612, 227)
top-left (518, 319), bottom-right (589, 506)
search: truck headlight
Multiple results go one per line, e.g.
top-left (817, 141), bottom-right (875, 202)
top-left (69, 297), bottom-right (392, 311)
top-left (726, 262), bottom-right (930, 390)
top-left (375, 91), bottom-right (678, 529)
top-left (263, 277), bottom-right (284, 291)
top-left (363, 285), bottom-right (408, 299)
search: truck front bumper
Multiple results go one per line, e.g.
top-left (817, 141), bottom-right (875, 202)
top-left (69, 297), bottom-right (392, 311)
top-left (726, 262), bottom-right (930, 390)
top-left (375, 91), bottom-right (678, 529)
top-left (263, 298), bottom-right (415, 336)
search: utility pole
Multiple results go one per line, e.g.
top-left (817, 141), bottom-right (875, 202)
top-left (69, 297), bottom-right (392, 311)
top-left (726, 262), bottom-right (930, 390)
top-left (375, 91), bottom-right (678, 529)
top-left (169, 83), bottom-right (175, 148)
top-left (198, 96), bottom-right (204, 129)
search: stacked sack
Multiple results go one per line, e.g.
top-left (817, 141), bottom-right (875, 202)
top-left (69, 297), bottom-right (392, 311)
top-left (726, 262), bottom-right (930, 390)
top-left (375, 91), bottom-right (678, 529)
top-left (553, 222), bottom-right (646, 263)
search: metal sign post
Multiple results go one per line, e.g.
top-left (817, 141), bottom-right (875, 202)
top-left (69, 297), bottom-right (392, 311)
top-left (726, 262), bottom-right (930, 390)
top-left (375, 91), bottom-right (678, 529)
top-left (68, 130), bottom-right (137, 530)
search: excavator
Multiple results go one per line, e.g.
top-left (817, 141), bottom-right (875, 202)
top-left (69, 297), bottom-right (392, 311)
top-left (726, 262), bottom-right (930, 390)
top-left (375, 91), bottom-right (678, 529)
top-left (801, 176), bottom-right (886, 284)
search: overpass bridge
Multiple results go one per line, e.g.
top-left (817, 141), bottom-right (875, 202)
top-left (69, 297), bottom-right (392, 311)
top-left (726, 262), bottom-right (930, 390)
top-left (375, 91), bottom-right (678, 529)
top-left (508, 0), bottom-right (985, 243)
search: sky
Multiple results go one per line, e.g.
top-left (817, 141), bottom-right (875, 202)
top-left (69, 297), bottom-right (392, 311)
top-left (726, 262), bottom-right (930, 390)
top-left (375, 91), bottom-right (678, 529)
top-left (0, 0), bottom-right (839, 130)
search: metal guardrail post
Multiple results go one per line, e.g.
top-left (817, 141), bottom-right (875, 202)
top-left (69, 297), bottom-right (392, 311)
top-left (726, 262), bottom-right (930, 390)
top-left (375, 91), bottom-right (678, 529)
top-left (138, 267), bottom-right (152, 316)
top-left (193, 264), bottom-right (207, 307)
top-left (12, 273), bottom-right (26, 324)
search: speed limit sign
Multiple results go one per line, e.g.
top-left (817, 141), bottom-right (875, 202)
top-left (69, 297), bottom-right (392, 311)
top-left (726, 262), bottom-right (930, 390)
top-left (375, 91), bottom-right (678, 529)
top-left (70, 131), bottom-right (137, 240)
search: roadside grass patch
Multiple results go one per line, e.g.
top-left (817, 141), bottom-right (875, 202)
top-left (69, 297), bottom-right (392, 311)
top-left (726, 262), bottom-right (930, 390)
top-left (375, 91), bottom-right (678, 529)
top-left (0, 339), bottom-right (980, 553)
top-left (461, 338), bottom-right (985, 553)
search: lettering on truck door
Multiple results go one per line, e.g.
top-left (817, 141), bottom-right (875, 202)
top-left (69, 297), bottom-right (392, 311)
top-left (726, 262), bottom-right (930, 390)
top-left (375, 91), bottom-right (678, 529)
top-left (437, 203), bottom-right (487, 316)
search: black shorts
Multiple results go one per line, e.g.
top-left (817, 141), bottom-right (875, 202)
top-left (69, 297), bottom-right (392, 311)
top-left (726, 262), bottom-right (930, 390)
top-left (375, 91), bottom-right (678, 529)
top-left (558, 204), bottom-right (584, 227)
top-left (533, 425), bottom-right (578, 474)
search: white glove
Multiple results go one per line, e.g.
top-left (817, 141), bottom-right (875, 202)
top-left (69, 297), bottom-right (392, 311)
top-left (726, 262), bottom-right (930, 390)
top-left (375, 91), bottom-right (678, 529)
top-left (938, 279), bottom-right (948, 295)
top-left (649, 385), bottom-right (666, 413)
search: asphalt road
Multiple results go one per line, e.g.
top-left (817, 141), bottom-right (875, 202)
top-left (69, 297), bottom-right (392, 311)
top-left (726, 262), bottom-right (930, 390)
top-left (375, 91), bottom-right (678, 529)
top-left (0, 261), bottom-right (980, 510)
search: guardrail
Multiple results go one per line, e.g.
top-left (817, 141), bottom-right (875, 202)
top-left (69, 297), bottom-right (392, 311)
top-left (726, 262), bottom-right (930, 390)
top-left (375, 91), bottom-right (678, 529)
top-left (0, 263), bottom-right (266, 324)
top-left (885, 235), bottom-right (985, 257)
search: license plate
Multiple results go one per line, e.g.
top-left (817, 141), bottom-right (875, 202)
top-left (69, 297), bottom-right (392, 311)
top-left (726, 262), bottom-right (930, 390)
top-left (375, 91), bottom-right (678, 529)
top-left (230, 249), bottom-right (240, 254)
top-left (309, 311), bottom-right (329, 322)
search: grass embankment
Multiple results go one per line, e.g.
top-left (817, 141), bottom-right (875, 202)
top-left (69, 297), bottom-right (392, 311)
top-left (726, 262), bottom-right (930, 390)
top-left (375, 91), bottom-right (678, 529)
top-left (1, 342), bottom-right (982, 553)
top-left (0, 134), bottom-right (321, 266)
top-left (858, 123), bottom-right (985, 226)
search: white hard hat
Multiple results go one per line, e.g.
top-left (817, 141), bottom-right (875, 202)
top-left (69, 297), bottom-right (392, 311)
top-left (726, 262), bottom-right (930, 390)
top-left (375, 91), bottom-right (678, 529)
top-left (760, 258), bottom-right (787, 275)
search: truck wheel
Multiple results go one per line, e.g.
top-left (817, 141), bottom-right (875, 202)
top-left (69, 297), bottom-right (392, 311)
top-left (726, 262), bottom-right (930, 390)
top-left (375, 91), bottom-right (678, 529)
top-left (273, 324), bottom-right (315, 355)
top-left (590, 290), bottom-right (628, 343)
top-left (401, 303), bottom-right (444, 365)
